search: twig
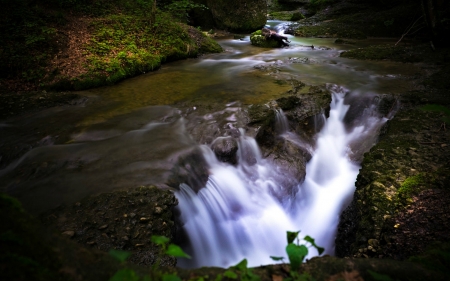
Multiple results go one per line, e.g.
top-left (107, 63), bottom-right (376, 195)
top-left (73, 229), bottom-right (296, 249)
top-left (395, 15), bottom-right (424, 46)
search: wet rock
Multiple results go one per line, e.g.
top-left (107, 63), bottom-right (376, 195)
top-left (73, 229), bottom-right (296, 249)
top-left (166, 147), bottom-right (209, 193)
top-left (210, 136), bottom-right (239, 165)
top-left (276, 96), bottom-right (301, 110)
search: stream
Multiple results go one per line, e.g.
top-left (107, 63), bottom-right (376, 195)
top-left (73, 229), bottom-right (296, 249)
top-left (0, 21), bottom-right (418, 268)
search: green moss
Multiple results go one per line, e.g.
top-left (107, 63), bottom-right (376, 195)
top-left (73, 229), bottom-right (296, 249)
top-left (398, 174), bottom-right (427, 198)
top-left (199, 36), bottom-right (223, 54)
top-left (47, 11), bottom-right (221, 91)
top-left (250, 30), bottom-right (281, 48)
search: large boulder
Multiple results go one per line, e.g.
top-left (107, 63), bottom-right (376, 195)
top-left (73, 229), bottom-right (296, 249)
top-left (206, 0), bottom-right (267, 32)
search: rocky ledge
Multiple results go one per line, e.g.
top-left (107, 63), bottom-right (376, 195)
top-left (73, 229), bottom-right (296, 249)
top-left (41, 186), bottom-right (178, 267)
top-left (336, 78), bottom-right (450, 260)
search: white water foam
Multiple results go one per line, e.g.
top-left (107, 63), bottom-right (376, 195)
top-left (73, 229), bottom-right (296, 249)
top-left (175, 89), bottom-right (387, 268)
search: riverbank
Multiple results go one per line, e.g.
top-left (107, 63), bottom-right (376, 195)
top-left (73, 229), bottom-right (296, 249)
top-left (0, 1), bottom-right (222, 119)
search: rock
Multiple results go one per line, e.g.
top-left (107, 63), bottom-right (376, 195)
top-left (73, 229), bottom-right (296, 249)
top-left (277, 96), bottom-right (302, 111)
top-left (250, 28), bottom-right (289, 48)
top-left (368, 239), bottom-right (379, 247)
top-left (166, 147), bottom-right (210, 192)
top-left (155, 207), bottom-right (163, 214)
top-left (98, 225), bottom-right (108, 230)
top-left (206, 0), bottom-right (267, 32)
top-left (61, 230), bottom-right (75, 238)
top-left (210, 136), bottom-right (239, 164)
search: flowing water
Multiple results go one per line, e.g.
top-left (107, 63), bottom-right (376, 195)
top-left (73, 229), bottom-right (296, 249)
top-left (0, 21), bottom-right (418, 268)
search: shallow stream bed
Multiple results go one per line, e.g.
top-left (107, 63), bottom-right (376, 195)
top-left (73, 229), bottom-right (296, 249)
top-left (0, 21), bottom-right (423, 268)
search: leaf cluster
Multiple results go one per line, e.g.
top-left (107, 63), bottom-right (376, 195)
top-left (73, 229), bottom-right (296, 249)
top-left (108, 235), bottom-right (191, 281)
top-left (271, 231), bottom-right (324, 281)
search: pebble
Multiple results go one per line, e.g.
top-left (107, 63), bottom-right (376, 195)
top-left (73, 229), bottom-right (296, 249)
top-left (140, 217), bottom-right (149, 222)
top-left (98, 224), bottom-right (108, 230)
top-left (62, 230), bottom-right (75, 238)
top-left (155, 207), bottom-right (163, 214)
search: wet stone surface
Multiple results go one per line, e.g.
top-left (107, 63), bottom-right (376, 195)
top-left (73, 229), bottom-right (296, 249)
top-left (336, 101), bottom-right (450, 259)
top-left (41, 186), bottom-right (178, 267)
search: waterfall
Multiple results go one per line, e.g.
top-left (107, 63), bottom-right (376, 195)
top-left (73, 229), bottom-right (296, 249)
top-left (175, 89), bottom-right (388, 268)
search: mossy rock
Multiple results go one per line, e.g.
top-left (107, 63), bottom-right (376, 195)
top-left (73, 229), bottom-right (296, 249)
top-left (206, 0), bottom-right (267, 32)
top-left (250, 31), bottom-right (283, 48)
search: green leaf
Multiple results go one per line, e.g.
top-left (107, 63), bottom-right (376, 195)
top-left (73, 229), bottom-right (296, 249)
top-left (165, 244), bottom-right (191, 259)
top-left (270, 256), bottom-right (284, 261)
top-left (286, 244), bottom-right (308, 271)
top-left (162, 273), bottom-right (182, 281)
top-left (232, 258), bottom-right (248, 271)
top-left (303, 235), bottom-right (325, 255)
top-left (151, 235), bottom-right (170, 246)
top-left (223, 270), bottom-right (238, 279)
top-left (244, 270), bottom-right (261, 281)
top-left (109, 269), bottom-right (139, 281)
top-left (108, 249), bottom-right (131, 262)
top-left (287, 231), bottom-right (300, 244)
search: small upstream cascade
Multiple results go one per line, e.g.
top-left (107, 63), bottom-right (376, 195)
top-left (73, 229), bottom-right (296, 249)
top-left (175, 89), bottom-right (389, 268)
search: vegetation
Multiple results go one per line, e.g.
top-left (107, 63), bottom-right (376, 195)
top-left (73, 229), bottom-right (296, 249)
top-left (0, 0), bottom-right (222, 91)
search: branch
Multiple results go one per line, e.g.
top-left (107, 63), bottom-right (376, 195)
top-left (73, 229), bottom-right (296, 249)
top-left (395, 15), bottom-right (424, 46)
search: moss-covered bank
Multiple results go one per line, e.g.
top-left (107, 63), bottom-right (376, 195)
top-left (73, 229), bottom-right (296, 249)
top-left (336, 49), bottom-right (450, 260)
top-left (0, 0), bottom-right (222, 93)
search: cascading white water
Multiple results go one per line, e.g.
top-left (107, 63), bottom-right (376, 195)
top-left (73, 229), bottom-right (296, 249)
top-left (175, 88), bottom-right (388, 268)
